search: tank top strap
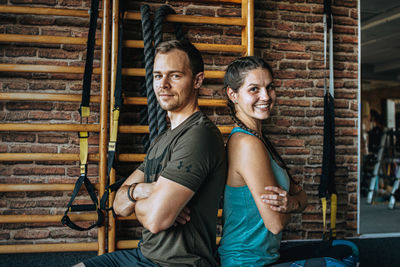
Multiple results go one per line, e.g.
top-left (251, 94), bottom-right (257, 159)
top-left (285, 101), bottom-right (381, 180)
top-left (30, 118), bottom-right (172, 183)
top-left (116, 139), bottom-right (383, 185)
top-left (230, 127), bottom-right (256, 138)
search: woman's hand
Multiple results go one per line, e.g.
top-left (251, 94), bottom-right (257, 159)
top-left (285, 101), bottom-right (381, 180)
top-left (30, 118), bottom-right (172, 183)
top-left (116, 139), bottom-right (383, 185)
top-left (132, 182), bottom-right (156, 200)
top-left (261, 186), bottom-right (299, 213)
top-left (173, 207), bottom-right (191, 226)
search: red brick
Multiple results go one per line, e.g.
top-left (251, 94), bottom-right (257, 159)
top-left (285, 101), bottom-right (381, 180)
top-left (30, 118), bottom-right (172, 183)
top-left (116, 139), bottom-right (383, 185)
top-left (29, 111), bottom-right (72, 120)
top-left (38, 134), bottom-right (69, 144)
top-left (38, 49), bottom-right (80, 60)
top-left (273, 43), bottom-right (305, 52)
top-left (217, 8), bottom-right (240, 17)
top-left (283, 80), bottom-right (313, 88)
top-left (50, 229), bottom-right (89, 238)
top-left (6, 25), bottom-right (39, 35)
top-left (280, 61), bottom-right (307, 70)
top-left (2, 134), bottom-right (35, 143)
top-left (285, 148), bottom-right (310, 155)
top-left (14, 230), bottom-right (49, 240)
top-left (289, 32), bottom-right (323, 41)
top-left (14, 166), bottom-right (65, 176)
top-left (285, 52), bottom-right (311, 60)
top-left (276, 89), bottom-right (305, 98)
top-left (20, 16), bottom-right (55, 25)
top-left (5, 48), bottom-right (36, 57)
top-left (277, 99), bottom-right (310, 107)
top-left (6, 102), bottom-right (53, 111)
top-left (341, 35), bottom-right (358, 44)
top-left (280, 109), bottom-right (305, 117)
top-left (274, 139), bottom-right (305, 147)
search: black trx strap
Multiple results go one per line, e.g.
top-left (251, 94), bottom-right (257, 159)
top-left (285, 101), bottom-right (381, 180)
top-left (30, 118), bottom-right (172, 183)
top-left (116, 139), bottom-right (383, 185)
top-left (319, 0), bottom-right (337, 240)
top-left (62, 0), bottom-right (103, 231)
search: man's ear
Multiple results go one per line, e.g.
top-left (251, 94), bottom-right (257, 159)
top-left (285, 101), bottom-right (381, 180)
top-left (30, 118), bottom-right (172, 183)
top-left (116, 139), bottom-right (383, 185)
top-left (226, 87), bottom-right (237, 103)
top-left (193, 72), bottom-right (205, 90)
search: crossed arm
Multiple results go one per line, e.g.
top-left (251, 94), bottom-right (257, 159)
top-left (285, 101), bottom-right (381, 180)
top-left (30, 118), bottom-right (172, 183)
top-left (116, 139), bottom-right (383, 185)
top-left (228, 133), bottom-right (307, 234)
top-left (113, 169), bottom-right (193, 234)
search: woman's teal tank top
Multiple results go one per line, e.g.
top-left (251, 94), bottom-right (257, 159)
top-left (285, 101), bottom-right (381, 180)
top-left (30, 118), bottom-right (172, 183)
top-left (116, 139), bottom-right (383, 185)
top-left (218, 127), bottom-right (290, 267)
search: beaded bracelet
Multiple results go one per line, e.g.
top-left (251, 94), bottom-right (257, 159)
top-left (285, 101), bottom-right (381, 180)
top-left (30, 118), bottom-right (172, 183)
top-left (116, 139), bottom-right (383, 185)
top-left (127, 183), bottom-right (137, 203)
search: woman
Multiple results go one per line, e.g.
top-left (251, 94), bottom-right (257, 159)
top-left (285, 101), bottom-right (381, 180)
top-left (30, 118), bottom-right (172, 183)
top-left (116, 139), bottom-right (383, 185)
top-left (218, 56), bottom-right (307, 266)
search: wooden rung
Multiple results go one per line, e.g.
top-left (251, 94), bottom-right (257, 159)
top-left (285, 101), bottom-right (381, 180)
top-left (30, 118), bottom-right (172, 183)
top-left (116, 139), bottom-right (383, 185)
top-left (0, 183), bottom-right (100, 192)
top-left (0, 242), bottom-right (98, 254)
top-left (0, 123), bottom-right (101, 132)
top-left (116, 240), bottom-right (140, 250)
top-left (123, 97), bottom-right (227, 107)
top-left (124, 12), bottom-right (245, 26)
top-left (0, 213), bottom-right (99, 224)
top-left (0, 34), bottom-right (102, 46)
top-left (122, 68), bottom-right (224, 79)
top-left (0, 64), bottom-right (101, 74)
top-left (0, 5), bottom-right (101, 18)
top-left (0, 153), bottom-right (99, 162)
top-left (118, 153), bottom-right (146, 162)
top-left (118, 125), bottom-right (233, 134)
top-left (0, 92), bottom-right (101, 103)
top-left (123, 40), bottom-right (245, 53)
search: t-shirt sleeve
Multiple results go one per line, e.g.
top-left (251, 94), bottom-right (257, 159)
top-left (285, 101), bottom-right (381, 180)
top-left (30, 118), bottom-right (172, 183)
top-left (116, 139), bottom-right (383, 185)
top-left (160, 125), bottom-right (222, 192)
top-left (138, 161), bottom-right (145, 172)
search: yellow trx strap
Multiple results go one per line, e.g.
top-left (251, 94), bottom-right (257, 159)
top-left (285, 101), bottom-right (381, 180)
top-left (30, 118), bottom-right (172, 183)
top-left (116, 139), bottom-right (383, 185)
top-left (79, 106), bottom-right (90, 176)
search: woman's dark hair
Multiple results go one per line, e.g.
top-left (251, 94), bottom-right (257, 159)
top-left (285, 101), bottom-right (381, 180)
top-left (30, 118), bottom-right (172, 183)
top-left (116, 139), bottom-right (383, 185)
top-left (225, 56), bottom-right (296, 182)
top-left (155, 39), bottom-right (204, 77)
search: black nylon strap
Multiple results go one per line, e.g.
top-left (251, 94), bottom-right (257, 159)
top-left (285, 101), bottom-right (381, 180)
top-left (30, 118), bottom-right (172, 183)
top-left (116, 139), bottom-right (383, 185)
top-left (319, 93), bottom-right (336, 198)
top-left (323, 0), bottom-right (332, 29)
top-left (79, 0), bottom-right (100, 113)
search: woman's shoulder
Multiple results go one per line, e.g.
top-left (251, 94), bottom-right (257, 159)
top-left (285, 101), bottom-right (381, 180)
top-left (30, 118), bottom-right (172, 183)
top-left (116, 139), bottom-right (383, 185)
top-left (228, 131), bottom-right (265, 154)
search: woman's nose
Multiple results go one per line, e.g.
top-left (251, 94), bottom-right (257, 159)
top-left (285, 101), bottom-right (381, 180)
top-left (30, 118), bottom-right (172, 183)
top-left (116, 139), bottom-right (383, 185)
top-left (259, 88), bottom-right (270, 100)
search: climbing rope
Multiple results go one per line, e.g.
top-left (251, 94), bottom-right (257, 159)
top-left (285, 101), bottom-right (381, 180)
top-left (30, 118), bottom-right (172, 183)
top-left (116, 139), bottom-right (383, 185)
top-left (141, 4), bottom-right (158, 143)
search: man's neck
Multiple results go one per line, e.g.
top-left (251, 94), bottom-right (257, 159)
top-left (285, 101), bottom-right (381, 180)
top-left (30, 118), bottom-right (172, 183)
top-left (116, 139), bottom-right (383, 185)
top-left (168, 106), bottom-right (200, 129)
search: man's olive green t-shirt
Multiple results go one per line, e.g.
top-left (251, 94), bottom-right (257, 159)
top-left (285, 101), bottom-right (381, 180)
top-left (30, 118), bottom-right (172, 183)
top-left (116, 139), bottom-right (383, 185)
top-left (138, 111), bottom-right (227, 267)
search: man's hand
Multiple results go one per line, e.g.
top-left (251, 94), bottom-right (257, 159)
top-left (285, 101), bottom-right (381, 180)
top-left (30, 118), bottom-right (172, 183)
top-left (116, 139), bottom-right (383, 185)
top-left (133, 182), bottom-right (156, 200)
top-left (261, 186), bottom-right (299, 213)
top-left (173, 207), bottom-right (191, 226)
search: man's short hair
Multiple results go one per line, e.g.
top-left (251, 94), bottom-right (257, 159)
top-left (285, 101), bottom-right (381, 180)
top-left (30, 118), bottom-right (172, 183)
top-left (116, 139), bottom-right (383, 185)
top-left (155, 39), bottom-right (204, 77)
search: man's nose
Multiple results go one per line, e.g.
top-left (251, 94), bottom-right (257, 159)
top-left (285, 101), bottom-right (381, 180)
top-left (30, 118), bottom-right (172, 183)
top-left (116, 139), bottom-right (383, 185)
top-left (159, 76), bottom-right (169, 89)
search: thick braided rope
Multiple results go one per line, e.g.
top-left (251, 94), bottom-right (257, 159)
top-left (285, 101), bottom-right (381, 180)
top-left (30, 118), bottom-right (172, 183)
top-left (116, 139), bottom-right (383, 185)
top-left (141, 4), bottom-right (158, 142)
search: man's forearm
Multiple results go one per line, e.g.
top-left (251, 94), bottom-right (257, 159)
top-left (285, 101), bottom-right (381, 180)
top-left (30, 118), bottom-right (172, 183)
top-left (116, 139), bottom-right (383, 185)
top-left (113, 184), bottom-right (137, 217)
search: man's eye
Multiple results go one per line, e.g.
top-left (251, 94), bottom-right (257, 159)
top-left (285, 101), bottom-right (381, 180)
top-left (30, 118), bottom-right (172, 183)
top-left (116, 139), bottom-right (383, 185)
top-left (171, 74), bottom-right (180, 79)
top-left (154, 74), bottom-right (162, 79)
top-left (249, 87), bottom-right (258, 92)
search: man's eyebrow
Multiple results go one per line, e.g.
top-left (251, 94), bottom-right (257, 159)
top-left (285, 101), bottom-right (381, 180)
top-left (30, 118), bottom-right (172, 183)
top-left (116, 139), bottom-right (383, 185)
top-left (153, 70), bottom-right (184, 74)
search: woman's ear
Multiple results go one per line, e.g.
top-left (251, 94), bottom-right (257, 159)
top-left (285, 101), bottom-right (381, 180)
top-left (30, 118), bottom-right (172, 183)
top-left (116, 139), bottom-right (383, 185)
top-left (226, 87), bottom-right (237, 103)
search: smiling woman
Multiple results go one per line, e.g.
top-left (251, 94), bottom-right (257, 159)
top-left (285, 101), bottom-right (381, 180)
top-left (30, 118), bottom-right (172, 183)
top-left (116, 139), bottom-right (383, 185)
top-left (218, 56), bottom-right (308, 266)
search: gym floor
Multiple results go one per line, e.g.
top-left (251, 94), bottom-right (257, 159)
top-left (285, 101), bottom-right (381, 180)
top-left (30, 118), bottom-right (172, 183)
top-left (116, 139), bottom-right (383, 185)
top-left (1, 237), bottom-right (399, 267)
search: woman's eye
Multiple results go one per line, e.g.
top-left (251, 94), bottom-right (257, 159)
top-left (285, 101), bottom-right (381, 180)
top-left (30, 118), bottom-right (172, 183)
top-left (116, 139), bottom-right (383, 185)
top-left (249, 87), bottom-right (258, 92)
top-left (154, 74), bottom-right (162, 79)
top-left (171, 74), bottom-right (180, 79)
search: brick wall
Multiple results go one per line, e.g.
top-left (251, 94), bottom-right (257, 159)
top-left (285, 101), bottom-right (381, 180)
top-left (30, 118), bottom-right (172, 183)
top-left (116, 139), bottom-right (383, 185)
top-left (0, 0), bottom-right (359, 248)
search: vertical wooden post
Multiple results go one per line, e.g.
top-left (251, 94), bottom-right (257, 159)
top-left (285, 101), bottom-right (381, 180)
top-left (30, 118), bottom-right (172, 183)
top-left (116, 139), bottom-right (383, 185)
top-left (108, 0), bottom-right (119, 253)
top-left (98, 0), bottom-right (110, 255)
top-left (241, 0), bottom-right (248, 56)
top-left (247, 0), bottom-right (254, 56)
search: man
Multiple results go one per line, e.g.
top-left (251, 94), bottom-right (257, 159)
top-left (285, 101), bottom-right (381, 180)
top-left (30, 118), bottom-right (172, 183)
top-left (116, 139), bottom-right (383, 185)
top-left (78, 40), bottom-right (226, 266)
